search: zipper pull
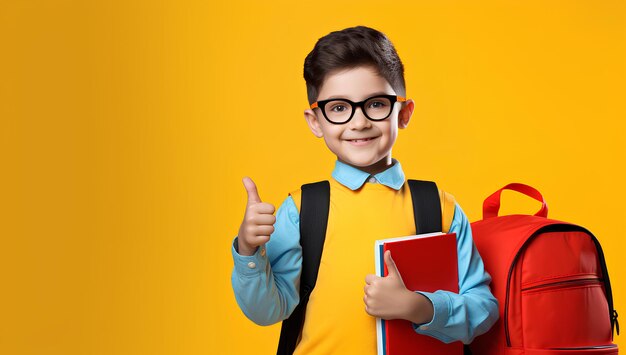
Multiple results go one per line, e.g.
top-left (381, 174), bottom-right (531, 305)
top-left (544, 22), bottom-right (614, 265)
top-left (612, 310), bottom-right (619, 336)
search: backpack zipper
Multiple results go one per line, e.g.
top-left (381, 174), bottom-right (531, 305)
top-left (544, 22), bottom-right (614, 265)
top-left (503, 224), bottom-right (617, 347)
top-left (521, 277), bottom-right (602, 292)
top-left (549, 344), bottom-right (618, 350)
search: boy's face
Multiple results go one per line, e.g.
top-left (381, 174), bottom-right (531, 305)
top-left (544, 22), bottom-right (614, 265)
top-left (304, 65), bottom-right (414, 174)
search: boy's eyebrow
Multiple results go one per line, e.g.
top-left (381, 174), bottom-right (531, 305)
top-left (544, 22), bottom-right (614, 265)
top-left (323, 91), bottom-right (390, 100)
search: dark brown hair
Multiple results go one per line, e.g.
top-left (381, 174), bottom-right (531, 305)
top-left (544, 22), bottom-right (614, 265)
top-left (303, 26), bottom-right (406, 105)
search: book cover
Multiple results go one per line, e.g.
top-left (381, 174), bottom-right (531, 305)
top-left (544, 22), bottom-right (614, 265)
top-left (374, 232), bottom-right (463, 355)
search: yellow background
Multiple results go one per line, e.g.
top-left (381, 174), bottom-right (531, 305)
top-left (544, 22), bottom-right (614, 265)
top-left (1, 0), bottom-right (624, 354)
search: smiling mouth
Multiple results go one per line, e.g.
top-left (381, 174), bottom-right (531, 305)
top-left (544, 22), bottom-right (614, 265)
top-left (346, 137), bottom-right (377, 143)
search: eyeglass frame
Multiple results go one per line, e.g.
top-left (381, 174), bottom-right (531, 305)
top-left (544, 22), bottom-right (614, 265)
top-left (310, 94), bottom-right (407, 124)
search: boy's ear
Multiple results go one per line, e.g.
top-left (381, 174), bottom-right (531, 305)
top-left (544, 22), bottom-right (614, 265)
top-left (398, 99), bottom-right (415, 129)
top-left (304, 109), bottom-right (324, 138)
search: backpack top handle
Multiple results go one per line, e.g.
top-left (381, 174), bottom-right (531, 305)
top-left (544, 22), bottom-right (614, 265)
top-left (483, 183), bottom-right (549, 219)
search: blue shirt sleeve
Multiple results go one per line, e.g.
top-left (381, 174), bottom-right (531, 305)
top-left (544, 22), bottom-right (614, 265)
top-left (412, 202), bottom-right (499, 344)
top-left (230, 195), bottom-right (302, 326)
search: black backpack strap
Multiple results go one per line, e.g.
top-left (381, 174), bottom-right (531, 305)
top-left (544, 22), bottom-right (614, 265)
top-left (277, 180), bottom-right (330, 355)
top-left (407, 180), bottom-right (442, 234)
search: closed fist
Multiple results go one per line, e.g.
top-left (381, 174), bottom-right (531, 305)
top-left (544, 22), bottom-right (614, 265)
top-left (237, 177), bottom-right (276, 256)
top-left (364, 250), bottom-right (434, 324)
top-left (364, 250), bottom-right (412, 320)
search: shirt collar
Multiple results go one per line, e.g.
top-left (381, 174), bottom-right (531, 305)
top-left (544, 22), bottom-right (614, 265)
top-left (331, 158), bottom-right (406, 191)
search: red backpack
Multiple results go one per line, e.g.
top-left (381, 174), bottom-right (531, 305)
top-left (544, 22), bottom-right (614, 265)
top-left (469, 183), bottom-right (619, 355)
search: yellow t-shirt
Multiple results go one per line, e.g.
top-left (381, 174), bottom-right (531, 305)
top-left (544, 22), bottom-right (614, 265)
top-left (289, 177), bottom-right (455, 354)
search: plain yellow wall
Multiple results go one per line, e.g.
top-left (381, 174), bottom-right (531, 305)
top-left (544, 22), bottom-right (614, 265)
top-left (0, 0), bottom-right (624, 354)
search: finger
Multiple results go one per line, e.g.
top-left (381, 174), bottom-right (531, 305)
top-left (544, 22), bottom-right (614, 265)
top-left (384, 250), bottom-right (401, 279)
top-left (243, 177), bottom-right (262, 205)
top-left (250, 213), bottom-right (276, 226)
top-left (365, 274), bottom-right (378, 285)
top-left (365, 303), bottom-right (374, 316)
top-left (251, 235), bottom-right (270, 245)
top-left (254, 225), bottom-right (275, 236)
top-left (251, 202), bottom-right (276, 215)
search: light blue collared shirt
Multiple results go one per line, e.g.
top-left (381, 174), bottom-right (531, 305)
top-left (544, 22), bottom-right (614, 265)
top-left (231, 159), bottom-right (499, 344)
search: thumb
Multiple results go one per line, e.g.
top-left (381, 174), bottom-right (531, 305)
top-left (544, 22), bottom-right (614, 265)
top-left (384, 250), bottom-right (401, 279)
top-left (242, 176), bottom-right (262, 205)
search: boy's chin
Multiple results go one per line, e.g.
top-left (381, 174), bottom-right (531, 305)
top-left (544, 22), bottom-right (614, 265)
top-left (345, 160), bottom-right (375, 168)
top-left (339, 156), bottom-right (385, 168)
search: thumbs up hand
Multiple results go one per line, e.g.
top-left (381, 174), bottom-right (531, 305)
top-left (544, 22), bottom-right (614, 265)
top-left (237, 177), bottom-right (276, 256)
top-left (363, 250), bottom-right (434, 323)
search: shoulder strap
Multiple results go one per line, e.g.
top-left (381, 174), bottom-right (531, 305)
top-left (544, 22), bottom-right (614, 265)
top-left (277, 180), bottom-right (330, 355)
top-left (407, 180), bottom-right (442, 234)
top-left (440, 190), bottom-right (456, 233)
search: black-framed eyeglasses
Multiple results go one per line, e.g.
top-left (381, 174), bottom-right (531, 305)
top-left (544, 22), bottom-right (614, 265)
top-left (310, 94), bottom-right (407, 124)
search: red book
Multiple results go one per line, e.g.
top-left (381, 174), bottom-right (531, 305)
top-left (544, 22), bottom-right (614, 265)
top-left (375, 232), bottom-right (463, 355)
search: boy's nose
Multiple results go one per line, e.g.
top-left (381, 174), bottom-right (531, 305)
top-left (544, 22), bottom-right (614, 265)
top-left (349, 107), bottom-right (371, 130)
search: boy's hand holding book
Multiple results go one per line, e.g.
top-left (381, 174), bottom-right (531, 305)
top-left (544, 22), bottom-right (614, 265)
top-left (364, 250), bottom-right (434, 324)
top-left (237, 177), bottom-right (276, 256)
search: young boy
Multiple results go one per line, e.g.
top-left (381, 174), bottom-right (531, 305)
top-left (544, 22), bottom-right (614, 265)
top-left (231, 26), bottom-right (498, 354)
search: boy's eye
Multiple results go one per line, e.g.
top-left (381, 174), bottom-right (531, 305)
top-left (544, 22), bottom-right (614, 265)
top-left (329, 104), bottom-right (348, 113)
top-left (368, 100), bottom-right (388, 109)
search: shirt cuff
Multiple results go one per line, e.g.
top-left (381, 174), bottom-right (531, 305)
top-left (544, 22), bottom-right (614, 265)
top-left (231, 236), bottom-right (268, 277)
top-left (412, 291), bottom-right (453, 341)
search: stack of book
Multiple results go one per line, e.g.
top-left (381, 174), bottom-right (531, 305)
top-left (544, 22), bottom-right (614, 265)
top-left (374, 232), bottom-right (463, 355)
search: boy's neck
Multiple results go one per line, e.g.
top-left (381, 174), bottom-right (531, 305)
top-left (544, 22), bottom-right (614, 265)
top-left (339, 156), bottom-right (394, 176)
